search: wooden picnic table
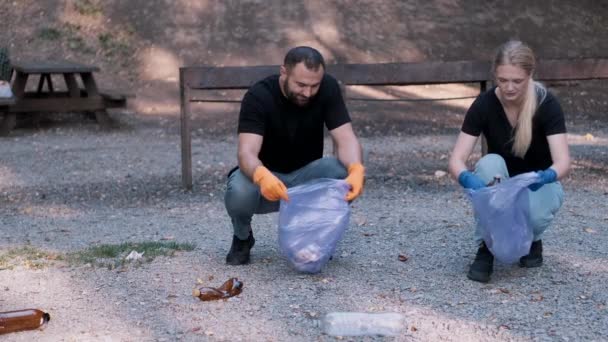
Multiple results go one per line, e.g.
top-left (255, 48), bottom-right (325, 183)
top-left (0, 60), bottom-right (131, 135)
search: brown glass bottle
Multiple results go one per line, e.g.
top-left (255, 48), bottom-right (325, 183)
top-left (193, 277), bottom-right (243, 301)
top-left (0, 309), bottom-right (50, 335)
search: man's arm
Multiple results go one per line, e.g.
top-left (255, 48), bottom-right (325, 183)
top-left (238, 132), bottom-right (288, 201)
top-left (237, 133), bottom-right (264, 180)
top-left (329, 123), bottom-right (365, 201)
top-left (328, 123), bottom-right (362, 168)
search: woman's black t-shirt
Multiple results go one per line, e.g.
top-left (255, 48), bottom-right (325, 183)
top-left (238, 74), bottom-right (350, 173)
top-left (461, 87), bottom-right (566, 176)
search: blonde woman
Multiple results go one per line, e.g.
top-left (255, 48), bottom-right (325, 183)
top-left (448, 41), bottom-right (571, 283)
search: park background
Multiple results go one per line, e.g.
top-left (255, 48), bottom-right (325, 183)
top-left (1, 1), bottom-right (607, 341)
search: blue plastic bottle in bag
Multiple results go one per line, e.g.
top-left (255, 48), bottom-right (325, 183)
top-left (278, 178), bottom-right (351, 273)
top-left (467, 172), bottom-right (540, 263)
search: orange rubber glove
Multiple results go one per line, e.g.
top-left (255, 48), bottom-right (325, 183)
top-left (253, 166), bottom-right (289, 202)
top-left (345, 163), bottom-right (365, 201)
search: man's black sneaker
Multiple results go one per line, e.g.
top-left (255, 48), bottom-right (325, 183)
top-left (519, 240), bottom-right (543, 268)
top-left (226, 233), bottom-right (255, 265)
top-left (467, 242), bottom-right (494, 283)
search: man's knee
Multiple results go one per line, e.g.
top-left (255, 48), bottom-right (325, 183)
top-left (315, 157), bottom-right (348, 179)
top-left (224, 170), bottom-right (259, 216)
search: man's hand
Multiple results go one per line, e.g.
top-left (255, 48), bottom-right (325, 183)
top-left (458, 170), bottom-right (486, 190)
top-left (528, 168), bottom-right (557, 192)
top-left (345, 163), bottom-right (365, 201)
top-left (253, 166), bottom-right (289, 201)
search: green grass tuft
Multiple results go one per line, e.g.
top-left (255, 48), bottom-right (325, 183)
top-left (38, 28), bottom-right (61, 40)
top-left (66, 241), bottom-right (196, 268)
top-left (74, 0), bottom-right (103, 16)
top-left (0, 246), bottom-right (61, 270)
top-left (0, 241), bottom-right (195, 270)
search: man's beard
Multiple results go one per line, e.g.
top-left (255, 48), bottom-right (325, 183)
top-left (283, 78), bottom-right (312, 106)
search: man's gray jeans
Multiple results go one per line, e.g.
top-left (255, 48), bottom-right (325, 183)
top-left (224, 157), bottom-right (348, 239)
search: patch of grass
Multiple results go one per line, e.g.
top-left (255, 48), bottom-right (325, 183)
top-left (97, 32), bottom-right (131, 57)
top-left (74, 0), bottom-right (103, 16)
top-left (61, 23), bottom-right (95, 54)
top-left (0, 246), bottom-right (61, 270)
top-left (1, 241), bottom-right (195, 271)
top-left (66, 241), bottom-right (196, 269)
top-left (38, 27), bottom-right (61, 40)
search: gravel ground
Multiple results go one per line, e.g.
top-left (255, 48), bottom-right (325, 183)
top-left (1, 101), bottom-right (607, 341)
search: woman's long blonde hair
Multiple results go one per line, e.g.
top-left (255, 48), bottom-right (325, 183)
top-left (493, 40), bottom-right (547, 158)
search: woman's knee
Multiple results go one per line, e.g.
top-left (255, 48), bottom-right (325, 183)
top-left (475, 154), bottom-right (509, 182)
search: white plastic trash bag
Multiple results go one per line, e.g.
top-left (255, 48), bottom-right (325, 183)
top-left (467, 172), bottom-right (539, 263)
top-left (279, 178), bottom-right (350, 273)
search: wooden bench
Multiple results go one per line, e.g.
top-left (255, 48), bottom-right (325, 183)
top-left (0, 96), bottom-right (16, 135)
top-left (179, 58), bottom-right (608, 189)
top-left (0, 97), bottom-right (15, 106)
top-left (100, 90), bottom-right (135, 108)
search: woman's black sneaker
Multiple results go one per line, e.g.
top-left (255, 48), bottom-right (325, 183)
top-left (467, 242), bottom-right (494, 283)
top-left (519, 240), bottom-right (543, 268)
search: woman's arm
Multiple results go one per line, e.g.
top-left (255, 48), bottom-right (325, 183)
top-left (546, 133), bottom-right (570, 180)
top-left (448, 132), bottom-right (480, 180)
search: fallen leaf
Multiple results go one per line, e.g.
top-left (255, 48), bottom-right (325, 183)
top-left (398, 254), bottom-right (409, 262)
top-left (355, 217), bottom-right (367, 226)
top-left (208, 275), bottom-right (214, 281)
top-left (410, 326), bottom-right (418, 332)
top-left (583, 227), bottom-right (596, 233)
top-left (531, 293), bottom-right (544, 302)
top-left (434, 170), bottom-right (447, 178)
top-left (362, 232), bottom-right (375, 237)
top-left (190, 327), bottom-right (201, 332)
top-left (498, 288), bottom-right (510, 294)
top-left (544, 312), bottom-right (553, 317)
top-left (499, 325), bottom-right (511, 330)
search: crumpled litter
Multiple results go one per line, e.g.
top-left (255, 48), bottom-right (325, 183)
top-left (125, 250), bottom-right (144, 261)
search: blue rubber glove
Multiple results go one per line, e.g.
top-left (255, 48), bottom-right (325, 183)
top-left (528, 168), bottom-right (558, 191)
top-left (458, 171), bottom-right (486, 190)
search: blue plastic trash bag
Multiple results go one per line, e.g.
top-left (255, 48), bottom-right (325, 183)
top-left (279, 178), bottom-right (351, 273)
top-left (467, 172), bottom-right (540, 264)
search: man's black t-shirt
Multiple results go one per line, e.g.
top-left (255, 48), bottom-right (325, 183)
top-left (238, 74), bottom-right (350, 173)
top-left (461, 87), bottom-right (566, 176)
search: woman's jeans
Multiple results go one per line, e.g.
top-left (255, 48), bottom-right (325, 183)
top-left (473, 154), bottom-right (564, 243)
top-left (224, 157), bottom-right (348, 239)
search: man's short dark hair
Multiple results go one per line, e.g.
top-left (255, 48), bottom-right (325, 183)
top-left (283, 46), bottom-right (325, 71)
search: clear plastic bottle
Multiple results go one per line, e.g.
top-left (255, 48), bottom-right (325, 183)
top-left (321, 312), bottom-right (405, 336)
top-left (0, 309), bottom-right (51, 335)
